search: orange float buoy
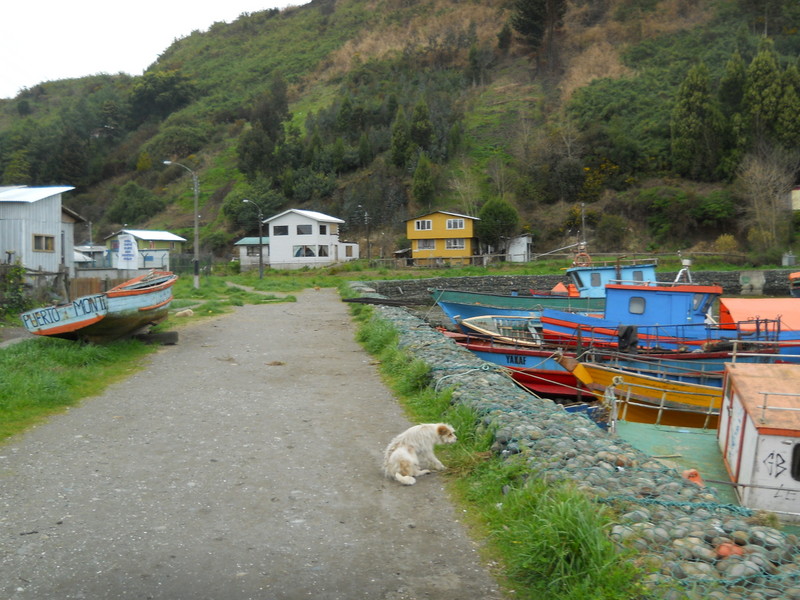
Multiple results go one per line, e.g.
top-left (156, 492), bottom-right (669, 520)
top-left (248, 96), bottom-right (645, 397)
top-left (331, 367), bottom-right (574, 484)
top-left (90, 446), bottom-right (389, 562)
top-left (716, 542), bottom-right (745, 558)
top-left (682, 468), bottom-right (705, 487)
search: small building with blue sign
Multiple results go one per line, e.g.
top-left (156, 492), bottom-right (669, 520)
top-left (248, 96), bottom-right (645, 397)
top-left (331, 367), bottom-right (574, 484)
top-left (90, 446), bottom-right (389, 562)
top-left (103, 229), bottom-right (187, 270)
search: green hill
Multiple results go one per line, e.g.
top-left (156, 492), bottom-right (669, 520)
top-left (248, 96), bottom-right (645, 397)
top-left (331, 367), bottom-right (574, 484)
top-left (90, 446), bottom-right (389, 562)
top-left (1, 0), bottom-right (799, 263)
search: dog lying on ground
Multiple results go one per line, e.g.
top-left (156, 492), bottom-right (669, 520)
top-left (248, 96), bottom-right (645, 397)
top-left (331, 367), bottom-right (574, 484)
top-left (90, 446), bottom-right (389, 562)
top-left (383, 423), bottom-right (457, 485)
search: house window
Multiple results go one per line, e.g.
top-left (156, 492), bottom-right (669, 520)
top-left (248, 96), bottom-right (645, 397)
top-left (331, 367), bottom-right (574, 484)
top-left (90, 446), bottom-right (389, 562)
top-left (246, 246), bottom-right (261, 256)
top-left (33, 234), bottom-right (55, 252)
top-left (273, 226), bottom-right (289, 236)
top-left (446, 218), bottom-right (465, 230)
top-left (297, 224), bottom-right (313, 235)
top-left (320, 225), bottom-right (327, 235)
top-left (446, 238), bottom-right (465, 250)
top-left (293, 245), bottom-right (316, 257)
top-left (346, 246), bottom-right (353, 257)
top-left (415, 220), bottom-right (432, 231)
top-left (318, 245), bottom-right (329, 257)
top-left (418, 239), bottom-right (435, 250)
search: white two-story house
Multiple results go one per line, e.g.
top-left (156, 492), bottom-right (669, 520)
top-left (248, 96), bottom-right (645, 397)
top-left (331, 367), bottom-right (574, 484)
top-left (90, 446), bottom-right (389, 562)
top-left (0, 185), bottom-right (82, 275)
top-left (260, 209), bottom-right (359, 270)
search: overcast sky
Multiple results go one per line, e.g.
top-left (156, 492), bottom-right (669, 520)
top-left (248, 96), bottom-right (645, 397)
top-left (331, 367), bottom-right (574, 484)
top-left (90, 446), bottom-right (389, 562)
top-left (1, 1), bottom-right (296, 100)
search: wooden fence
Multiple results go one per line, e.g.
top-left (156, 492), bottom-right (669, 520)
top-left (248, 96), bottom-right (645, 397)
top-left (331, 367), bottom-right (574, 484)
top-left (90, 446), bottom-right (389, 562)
top-left (69, 277), bottom-right (127, 298)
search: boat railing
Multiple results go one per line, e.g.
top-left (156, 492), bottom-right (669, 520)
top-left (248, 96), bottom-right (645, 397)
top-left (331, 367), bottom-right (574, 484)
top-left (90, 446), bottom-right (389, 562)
top-left (605, 376), bottom-right (719, 431)
top-left (757, 391), bottom-right (800, 423)
top-left (590, 354), bottom-right (724, 386)
top-left (566, 318), bottom-right (783, 349)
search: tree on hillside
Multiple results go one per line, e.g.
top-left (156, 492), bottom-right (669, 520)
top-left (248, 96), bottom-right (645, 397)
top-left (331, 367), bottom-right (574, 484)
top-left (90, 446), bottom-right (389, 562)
top-left (670, 62), bottom-right (724, 181)
top-left (717, 51), bottom-right (749, 179)
top-left (737, 142), bottom-right (799, 252)
top-left (390, 107), bottom-right (412, 168)
top-left (130, 71), bottom-right (194, 124)
top-left (476, 197), bottom-right (520, 253)
top-left (776, 64), bottom-right (800, 149)
top-left (511, 0), bottom-right (567, 68)
top-left (106, 181), bottom-right (165, 226)
top-left (738, 0), bottom-right (800, 36)
top-left (409, 101), bottom-right (433, 153)
top-left (412, 153), bottom-right (435, 209)
top-left (744, 39), bottom-right (783, 144)
top-left (1, 150), bottom-right (31, 185)
top-left (237, 123), bottom-right (276, 179)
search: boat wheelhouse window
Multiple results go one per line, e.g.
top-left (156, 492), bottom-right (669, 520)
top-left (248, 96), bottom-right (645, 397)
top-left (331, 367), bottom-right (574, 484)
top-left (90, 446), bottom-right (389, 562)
top-left (591, 273), bottom-right (601, 287)
top-left (297, 224), bottom-right (313, 235)
top-left (570, 272), bottom-right (584, 288)
top-left (633, 270), bottom-right (643, 281)
top-left (792, 444), bottom-right (800, 482)
top-left (629, 297), bottom-right (645, 315)
top-left (692, 294), bottom-right (704, 311)
top-left (273, 226), bottom-right (289, 236)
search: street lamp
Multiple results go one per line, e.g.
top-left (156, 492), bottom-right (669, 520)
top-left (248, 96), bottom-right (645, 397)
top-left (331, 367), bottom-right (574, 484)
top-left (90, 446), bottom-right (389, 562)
top-left (242, 199), bottom-right (265, 279)
top-left (163, 160), bottom-right (200, 289)
top-left (357, 204), bottom-right (371, 262)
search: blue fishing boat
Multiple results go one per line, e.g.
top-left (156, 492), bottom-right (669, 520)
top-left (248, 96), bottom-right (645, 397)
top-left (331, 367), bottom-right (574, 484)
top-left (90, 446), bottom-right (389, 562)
top-left (430, 257), bottom-right (657, 328)
top-left (540, 281), bottom-right (800, 356)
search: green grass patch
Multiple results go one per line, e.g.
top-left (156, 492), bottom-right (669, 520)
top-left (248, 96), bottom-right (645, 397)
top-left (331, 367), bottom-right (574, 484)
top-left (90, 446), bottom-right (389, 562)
top-left (453, 458), bottom-right (645, 600)
top-left (0, 338), bottom-right (154, 442)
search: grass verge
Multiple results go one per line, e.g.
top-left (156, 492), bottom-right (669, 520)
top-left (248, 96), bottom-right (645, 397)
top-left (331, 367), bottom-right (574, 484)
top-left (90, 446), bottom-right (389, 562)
top-left (351, 303), bottom-right (647, 600)
top-left (0, 338), bottom-right (153, 441)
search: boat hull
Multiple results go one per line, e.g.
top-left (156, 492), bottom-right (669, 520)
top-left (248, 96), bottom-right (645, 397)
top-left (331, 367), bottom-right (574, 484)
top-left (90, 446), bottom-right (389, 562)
top-left (20, 271), bottom-right (178, 343)
top-left (431, 289), bottom-right (604, 328)
top-left (557, 355), bottom-right (721, 429)
top-left (20, 293), bottom-right (109, 337)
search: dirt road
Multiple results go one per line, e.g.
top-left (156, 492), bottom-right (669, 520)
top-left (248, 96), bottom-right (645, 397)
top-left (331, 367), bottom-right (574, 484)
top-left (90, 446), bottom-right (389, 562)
top-left (0, 288), bottom-right (501, 600)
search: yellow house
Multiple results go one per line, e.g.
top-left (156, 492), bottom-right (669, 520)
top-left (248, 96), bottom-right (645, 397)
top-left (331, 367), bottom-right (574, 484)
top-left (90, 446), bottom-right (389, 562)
top-left (405, 211), bottom-right (479, 266)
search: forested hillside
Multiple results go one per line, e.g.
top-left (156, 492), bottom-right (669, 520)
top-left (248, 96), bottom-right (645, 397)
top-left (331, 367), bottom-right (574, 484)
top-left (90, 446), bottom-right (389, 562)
top-left (1, 0), bottom-right (799, 264)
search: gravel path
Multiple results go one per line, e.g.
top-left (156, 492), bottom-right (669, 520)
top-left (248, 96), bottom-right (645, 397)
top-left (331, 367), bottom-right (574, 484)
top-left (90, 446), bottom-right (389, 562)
top-left (0, 288), bottom-right (501, 600)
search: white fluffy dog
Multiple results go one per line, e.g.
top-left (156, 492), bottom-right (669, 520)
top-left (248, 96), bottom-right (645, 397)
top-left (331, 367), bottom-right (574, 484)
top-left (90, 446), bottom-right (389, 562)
top-left (383, 423), bottom-right (457, 485)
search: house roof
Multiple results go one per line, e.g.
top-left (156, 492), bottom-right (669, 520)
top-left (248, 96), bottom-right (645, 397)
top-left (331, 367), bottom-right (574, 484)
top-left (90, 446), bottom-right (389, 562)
top-left (404, 210), bottom-right (479, 222)
top-left (265, 208), bottom-right (344, 224)
top-left (104, 229), bottom-right (187, 242)
top-left (62, 205), bottom-right (86, 223)
top-left (234, 237), bottom-right (270, 246)
top-left (0, 185), bottom-right (75, 202)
